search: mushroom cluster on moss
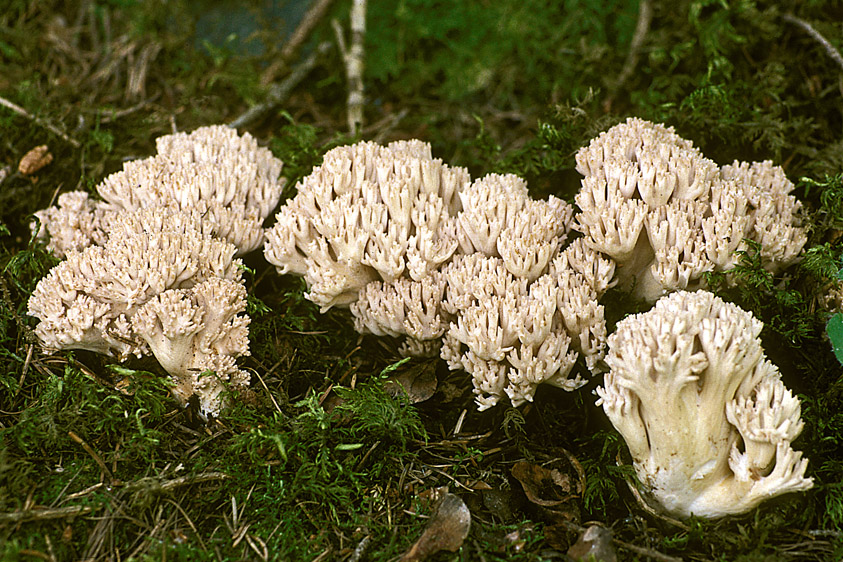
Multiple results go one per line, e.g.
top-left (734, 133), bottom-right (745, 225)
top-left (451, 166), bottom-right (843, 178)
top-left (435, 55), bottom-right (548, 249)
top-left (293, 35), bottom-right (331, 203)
top-left (34, 125), bottom-right (285, 256)
top-left (27, 117), bottom-right (815, 516)
top-left (28, 208), bottom-right (250, 417)
top-left (28, 126), bottom-right (282, 417)
top-left (597, 290), bottom-right (812, 518)
top-left (264, 141), bottom-right (611, 410)
top-left (574, 118), bottom-right (806, 302)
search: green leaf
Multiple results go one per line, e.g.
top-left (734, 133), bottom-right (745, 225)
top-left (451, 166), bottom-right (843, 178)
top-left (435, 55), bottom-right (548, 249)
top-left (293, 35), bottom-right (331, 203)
top-left (827, 313), bottom-right (843, 365)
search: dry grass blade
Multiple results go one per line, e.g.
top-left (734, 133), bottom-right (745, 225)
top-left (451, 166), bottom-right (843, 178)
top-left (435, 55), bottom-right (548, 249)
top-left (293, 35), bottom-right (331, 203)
top-left (0, 505), bottom-right (95, 524)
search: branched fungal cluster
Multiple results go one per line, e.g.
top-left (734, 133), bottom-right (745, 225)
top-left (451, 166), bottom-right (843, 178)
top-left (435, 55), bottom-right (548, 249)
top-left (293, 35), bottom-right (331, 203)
top-left (28, 120), bottom-right (814, 518)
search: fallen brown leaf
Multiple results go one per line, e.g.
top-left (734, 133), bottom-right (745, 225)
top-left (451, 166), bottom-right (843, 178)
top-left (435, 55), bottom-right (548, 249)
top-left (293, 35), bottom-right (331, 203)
top-left (18, 145), bottom-right (52, 175)
top-left (511, 460), bottom-right (575, 507)
top-left (401, 492), bottom-right (471, 561)
top-left (384, 359), bottom-right (437, 403)
top-left (567, 525), bottom-right (617, 562)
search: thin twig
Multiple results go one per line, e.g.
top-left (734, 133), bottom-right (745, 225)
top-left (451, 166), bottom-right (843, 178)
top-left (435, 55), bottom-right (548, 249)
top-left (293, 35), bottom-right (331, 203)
top-left (68, 430), bottom-right (116, 485)
top-left (95, 96), bottom-right (157, 124)
top-left (605, 0), bottom-right (652, 109)
top-left (122, 471), bottom-right (230, 494)
top-left (252, 369), bottom-right (283, 415)
top-left (281, 0), bottom-right (337, 62)
top-left (0, 96), bottom-right (81, 148)
top-left (0, 505), bottom-right (94, 524)
top-left (613, 537), bottom-right (684, 562)
top-left (348, 535), bottom-right (371, 562)
top-left (624, 472), bottom-right (690, 531)
top-left (14, 343), bottom-right (33, 397)
top-left (334, 0), bottom-right (367, 132)
top-left (617, 451), bottom-right (690, 531)
top-left (228, 41), bottom-right (331, 129)
top-left (783, 13), bottom-right (843, 72)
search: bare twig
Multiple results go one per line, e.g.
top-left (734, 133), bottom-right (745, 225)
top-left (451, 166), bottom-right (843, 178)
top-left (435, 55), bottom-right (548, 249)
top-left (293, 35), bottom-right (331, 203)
top-left (122, 471), bottom-right (230, 494)
top-left (228, 41), bottom-right (331, 129)
top-left (68, 430), bottom-right (116, 485)
top-left (0, 96), bottom-right (81, 148)
top-left (0, 505), bottom-right (94, 524)
top-left (95, 97), bottom-right (156, 124)
top-left (333, 0), bottom-right (367, 133)
top-left (348, 535), bottom-right (371, 562)
top-left (783, 13), bottom-right (843, 72)
top-left (281, 0), bottom-right (337, 62)
top-left (605, 0), bottom-right (652, 109)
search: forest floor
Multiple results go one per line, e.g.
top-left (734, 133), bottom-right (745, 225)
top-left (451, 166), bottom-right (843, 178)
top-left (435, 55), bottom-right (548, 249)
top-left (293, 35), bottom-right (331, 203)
top-left (1, 1), bottom-right (842, 561)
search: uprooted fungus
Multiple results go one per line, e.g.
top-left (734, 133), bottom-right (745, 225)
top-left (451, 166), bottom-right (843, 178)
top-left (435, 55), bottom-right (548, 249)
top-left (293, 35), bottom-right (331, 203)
top-left (596, 290), bottom-right (813, 518)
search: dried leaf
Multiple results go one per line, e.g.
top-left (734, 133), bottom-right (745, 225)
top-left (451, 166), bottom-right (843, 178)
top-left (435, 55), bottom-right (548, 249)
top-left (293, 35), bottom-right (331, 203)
top-left (481, 488), bottom-right (513, 520)
top-left (384, 359), bottom-right (437, 403)
top-left (567, 525), bottom-right (617, 562)
top-left (418, 485), bottom-right (449, 509)
top-left (18, 145), bottom-right (53, 175)
top-left (511, 460), bottom-right (575, 507)
top-left (401, 493), bottom-right (471, 561)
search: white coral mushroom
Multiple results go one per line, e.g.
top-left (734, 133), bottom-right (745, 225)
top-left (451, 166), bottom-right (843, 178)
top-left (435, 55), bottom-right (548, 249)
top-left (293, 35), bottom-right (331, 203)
top-left (264, 139), bottom-right (470, 311)
top-left (596, 290), bottom-right (812, 518)
top-left (34, 125), bottom-right (285, 257)
top-left (27, 208), bottom-right (249, 417)
top-left (574, 118), bottom-right (807, 302)
top-left (133, 277), bottom-right (250, 417)
top-left (440, 254), bottom-right (607, 410)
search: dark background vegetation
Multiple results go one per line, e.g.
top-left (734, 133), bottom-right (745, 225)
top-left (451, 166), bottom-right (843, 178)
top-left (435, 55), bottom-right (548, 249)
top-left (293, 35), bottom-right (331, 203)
top-left (1, 0), bottom-right (842, 560)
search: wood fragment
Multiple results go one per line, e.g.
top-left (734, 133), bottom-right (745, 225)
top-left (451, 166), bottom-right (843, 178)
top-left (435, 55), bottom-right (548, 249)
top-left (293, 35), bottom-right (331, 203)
top-left (228, 41), bottom-right (331, 129)
top-left (0, 96), bottom-right (80, 148)
top-left (783, 13), bottom-right (843, 72)
top-left (0, 505), bottom-right (94, 524)
top-left (18, 145), bottom-right (53, 175)
top-left (68, 430), bottom-right (116, 486)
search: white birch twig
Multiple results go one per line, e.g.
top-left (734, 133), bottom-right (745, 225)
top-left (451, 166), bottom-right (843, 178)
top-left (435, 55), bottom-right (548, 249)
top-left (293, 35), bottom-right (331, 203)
top-left (334, 0), bottom-right (367, 133)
